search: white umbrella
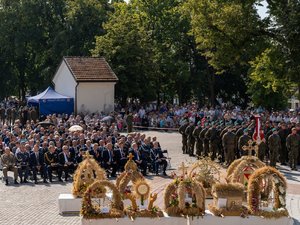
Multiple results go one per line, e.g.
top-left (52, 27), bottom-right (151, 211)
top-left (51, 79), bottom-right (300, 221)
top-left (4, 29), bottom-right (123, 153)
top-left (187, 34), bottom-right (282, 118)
top-left (68, 125), bottom-right (83, 132)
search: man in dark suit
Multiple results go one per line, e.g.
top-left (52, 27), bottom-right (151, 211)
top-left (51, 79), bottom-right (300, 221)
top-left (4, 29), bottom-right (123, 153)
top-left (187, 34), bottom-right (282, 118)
top-left (129, 142), bottom-right (147, 176)
top-left (74, 148), bottom-right (85, 167)
top-left (113, 141), bottom-right (127, 172)
top-left (29, 144), bottom-right (47, 184)
top-left (16, 143), bottom-right (30, 183)
top-left (69, 139), bottom-right (79, 160)
top-left (44, 145), bottom-right (62, 182)
top-left (150, 141), bottom-right (167, 176)
top-left (101, 143), bottom-right (117, 177)
top-left (58, 145), bottom-right (75, 181)
top-left (95, 140), bottom-right (105, 163)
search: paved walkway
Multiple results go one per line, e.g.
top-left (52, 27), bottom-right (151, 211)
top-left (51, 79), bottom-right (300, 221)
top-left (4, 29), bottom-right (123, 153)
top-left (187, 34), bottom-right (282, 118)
top-left (0, 131), bottom-right (299, 225)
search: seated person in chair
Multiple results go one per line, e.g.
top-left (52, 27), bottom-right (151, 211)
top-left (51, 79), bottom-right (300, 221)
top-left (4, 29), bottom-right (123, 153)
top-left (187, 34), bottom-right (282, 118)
top-left (58, 145), bottom-right (75, 181)
top-left (101, 143), bottom-right (117, 177)
top-left (129, 142), bottom-right (148, 176)
top-left (113, 141), bottom-right (127, 173)
top-left (16, 143), bottom-right (30, 183)
top-left (1, 147), bottom-right (18, 185)
top-left (44, 145), bottom-right (62, 182)
top-left (151, 141), bottom-right (167, 176)
top-left (29, 143), bottom-right (47, 184)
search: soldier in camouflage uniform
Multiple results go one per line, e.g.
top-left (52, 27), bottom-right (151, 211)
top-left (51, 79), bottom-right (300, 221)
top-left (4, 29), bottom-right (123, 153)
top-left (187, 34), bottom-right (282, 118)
top-left (222, 127), bottom-right (236, 166)
top-left (205, 123), bottom-right (219, 160)
top-left (268, 128), bottom-right (281, 167)
top-left (278, 123), bottom-right (289, 165)
top-left (257, 139), bottom-right (267, 162)
top-left (235, 124), bottom-right (246, 158)
top-left (179, 122), bottom-right (189, 154)
top-left (238, 129), bottom-right (251, 156)
top-left (286, 128), bottom-right (300, 170)
top-left (185, 121), bottom-right (195, 156)
top-left (192, 124), bottom-right (203, 157)
top-left (200, 124), bottom-right (210, 157)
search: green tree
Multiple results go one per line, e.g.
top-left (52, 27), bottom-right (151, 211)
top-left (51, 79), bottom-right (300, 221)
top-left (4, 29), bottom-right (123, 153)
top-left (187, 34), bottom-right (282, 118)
top-left (248, 47), bottom-right (293, 110)
top-left (0, 0), bottom-right (112, 100)
top-left (185, 0), bottom-right (265, 71)
top-left (266, 0), bottom-right (300, 94)
top-left (92, 3), bottom-right (157, 104)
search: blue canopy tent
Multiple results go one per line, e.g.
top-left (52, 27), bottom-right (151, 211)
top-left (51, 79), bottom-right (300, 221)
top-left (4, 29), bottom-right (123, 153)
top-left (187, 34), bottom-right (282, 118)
top-left (27, 87), bottom-right (74, 116)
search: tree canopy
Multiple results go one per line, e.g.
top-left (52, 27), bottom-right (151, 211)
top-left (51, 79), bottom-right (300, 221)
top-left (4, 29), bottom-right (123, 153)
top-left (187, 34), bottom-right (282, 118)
top-left (0, 0), bottom-right (299, 109)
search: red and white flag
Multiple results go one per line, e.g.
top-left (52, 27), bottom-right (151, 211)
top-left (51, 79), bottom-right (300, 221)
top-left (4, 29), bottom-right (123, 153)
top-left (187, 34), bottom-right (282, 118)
top-left (253, 115), bottom-right (263, 144)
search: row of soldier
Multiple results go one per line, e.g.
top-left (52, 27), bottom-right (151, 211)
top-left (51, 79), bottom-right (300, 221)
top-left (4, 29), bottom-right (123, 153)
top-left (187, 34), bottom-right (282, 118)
top-left (0, 106), bottom-right (38, 126)
top-left (179, 119), bottom-right (300, 170)
top-left (1, 131), bottom-right (168, 185)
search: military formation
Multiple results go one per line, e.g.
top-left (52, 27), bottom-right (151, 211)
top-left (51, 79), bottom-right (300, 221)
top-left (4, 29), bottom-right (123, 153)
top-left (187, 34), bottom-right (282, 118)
top-left (0, 105), bottom-right (38, 126)
top-left (179, 118), bottom-right (300, 170)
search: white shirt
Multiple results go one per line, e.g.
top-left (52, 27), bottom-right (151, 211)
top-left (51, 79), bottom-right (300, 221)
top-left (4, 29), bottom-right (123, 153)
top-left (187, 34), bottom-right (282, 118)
top-left (64, 153), bottom-right (68, 163)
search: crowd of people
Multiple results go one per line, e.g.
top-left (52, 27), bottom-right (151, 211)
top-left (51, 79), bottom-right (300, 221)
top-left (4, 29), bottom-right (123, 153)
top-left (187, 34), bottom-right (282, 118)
top-left (116, 102), bottom-right (300, 129)
top-left (179, 112), bottom-right (300, 171)
top-left (0, 113), bottom-right (168, 186)
top-left (1, 98), bottom-right (300, 186)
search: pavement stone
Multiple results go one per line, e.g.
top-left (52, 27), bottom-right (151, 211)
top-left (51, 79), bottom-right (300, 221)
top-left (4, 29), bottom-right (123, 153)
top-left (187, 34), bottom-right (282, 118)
top-left (0, 131), bottom-right (299, 225)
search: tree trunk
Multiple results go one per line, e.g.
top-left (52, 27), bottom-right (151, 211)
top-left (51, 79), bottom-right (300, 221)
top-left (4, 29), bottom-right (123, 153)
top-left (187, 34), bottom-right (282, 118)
top-left (208, 68), bottom-right (215, 107)
top-left (19, 70), bottom-right (26, 101)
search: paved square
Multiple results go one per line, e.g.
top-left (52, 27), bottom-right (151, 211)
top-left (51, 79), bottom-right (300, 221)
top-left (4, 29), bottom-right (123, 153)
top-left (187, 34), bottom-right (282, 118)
top-left (0, 131), bottom-right (299, 225)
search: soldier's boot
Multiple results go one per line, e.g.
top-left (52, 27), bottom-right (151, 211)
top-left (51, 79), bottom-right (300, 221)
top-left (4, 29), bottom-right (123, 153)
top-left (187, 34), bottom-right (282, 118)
top-left (14, 179), bottom-right (19, 184)
top-left (20, 178), bottom-right (23, 183)
top-left (5, 179), bottom-right (8, 185)
top-left (24, 178), bottom-right (28, 183)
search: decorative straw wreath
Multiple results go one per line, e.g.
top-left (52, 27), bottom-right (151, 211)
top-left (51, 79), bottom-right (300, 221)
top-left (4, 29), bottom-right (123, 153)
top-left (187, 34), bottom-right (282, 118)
top-left (247, 166), bottom-right (289, 218)
top-left (230, 159), bottom-right (265, 183)
top-left (124, 179), bottom-right (163, 218)
top-left (116, 154), bottom-right (144, 195)
top-left (72, 152), bottom-right (106, 197)
top-left (208, 182), bottom-right (249, 217)
top-left (226, 156), bottom-right (265, 184)
top-left (164, 177), bottom-right (205, 217)
top-left (189, 157), bottom-right (220, 197)
top-left (81, 180), bottom-right (124, 219)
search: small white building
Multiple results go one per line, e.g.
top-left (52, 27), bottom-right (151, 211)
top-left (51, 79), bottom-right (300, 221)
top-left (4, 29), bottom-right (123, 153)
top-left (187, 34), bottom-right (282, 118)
top-left (52, 57), bottom-right (118, 114)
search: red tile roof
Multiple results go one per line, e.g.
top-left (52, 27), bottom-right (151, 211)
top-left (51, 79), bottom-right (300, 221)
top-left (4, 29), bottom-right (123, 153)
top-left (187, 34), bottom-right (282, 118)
top-left (63, 57), bottom-right (118, 82)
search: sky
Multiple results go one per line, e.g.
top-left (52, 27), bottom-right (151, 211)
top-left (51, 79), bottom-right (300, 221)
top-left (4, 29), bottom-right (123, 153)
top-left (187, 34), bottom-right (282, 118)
top-left (256, 0), bottom-right (268, 19)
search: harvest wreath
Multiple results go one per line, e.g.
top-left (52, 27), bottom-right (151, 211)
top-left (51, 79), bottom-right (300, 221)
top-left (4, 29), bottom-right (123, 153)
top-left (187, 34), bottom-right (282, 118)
top-left (124, 180), bottom-right (163, 218)
top-left (116, 153), bottom-right (144, 195)
top-left (189, 157), bottom-right (220, 197)
top-left (72, 152), bottom-right (106, 197)
top-left (226, 156), bottom-right (265, 185)
top-left (81, 180), bottom-right (124, 219)
top-left (208, 182), bottom-right (249, 217)
top-left (164, 163), bottom-right (205, 217)
top-left (247, 166), bottom-right (289, 219)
